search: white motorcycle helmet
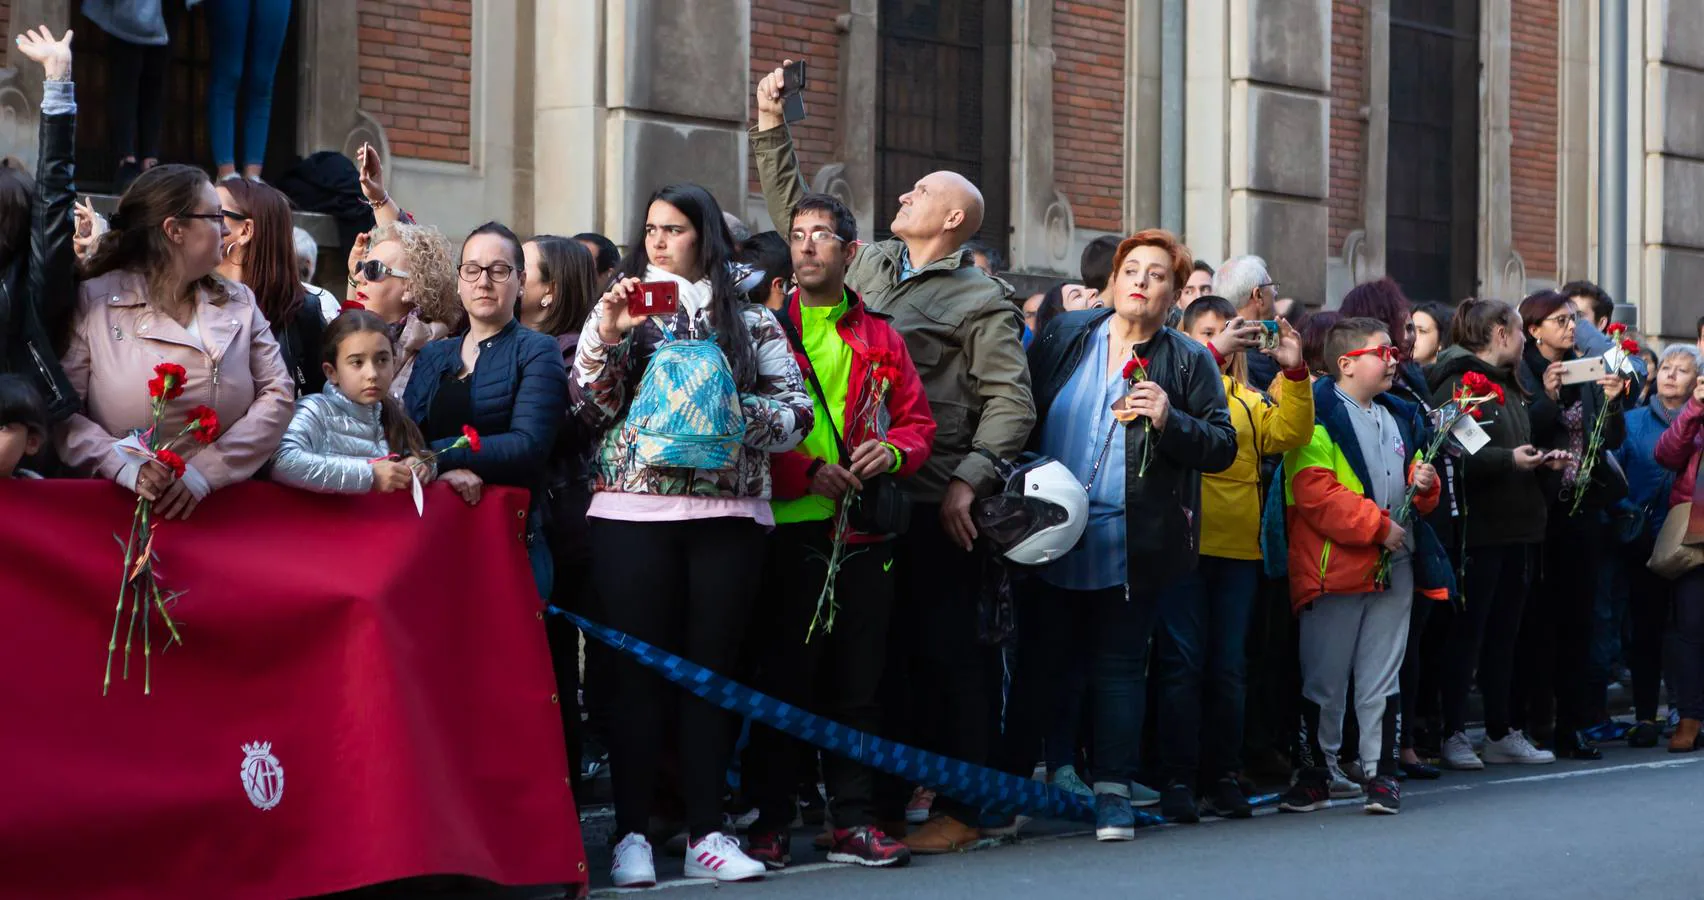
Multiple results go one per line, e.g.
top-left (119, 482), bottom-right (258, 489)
top-left (973, 456), bottom-right (1089, 566)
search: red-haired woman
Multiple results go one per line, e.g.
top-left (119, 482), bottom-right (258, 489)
top-left (1012, 229), bottom-right (1237, 838)
top-left (215, 178), bottom-right (324, 396)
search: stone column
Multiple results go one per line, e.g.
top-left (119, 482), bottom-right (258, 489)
top-left (1184, 0), bottom-right (1229, 263)
top-left (1556, 0), bottom-right (1592, 284)
top-left (1226, 0), bottom-right (1331, 304)
top-left (1641, 3), bottom-right (1704, 338)
top-left (1008, 0), bottom-right (1073, 275)
top-left (533, 0), bottom-right (608, 237)
top-left (1477, 0), bottom-right (1525, 300)
top-left (1123, 0), bottom-right (1163, 235)
top-left (600, 0), bottom-right (750, 242)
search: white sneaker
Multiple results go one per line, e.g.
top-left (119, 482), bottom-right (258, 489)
top-left (1326, 762), bottom-right (1363, 799)
top-left (1441, 731), bottom-right (1485, 770)
top-left (685, 832), bottom-right (766, 882)
top-left (1482, 730), bottom-right (1556, 765)
top-left (611, 833), bottom-right (657, 888)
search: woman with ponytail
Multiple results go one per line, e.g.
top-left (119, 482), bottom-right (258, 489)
top-left (271, 308), bottom-right (435, 494)
top-left (214, 177), bottom-right (326, 397)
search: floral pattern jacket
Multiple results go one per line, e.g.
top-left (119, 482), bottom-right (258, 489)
top-left (570, 299), bottom-right (813, 498)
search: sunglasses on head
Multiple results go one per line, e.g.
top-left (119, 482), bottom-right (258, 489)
top-left (1342, 344), bottom-right (1398, 363)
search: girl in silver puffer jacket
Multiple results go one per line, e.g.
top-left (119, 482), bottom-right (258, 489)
top-left (272, 310), bottom-right (435, 494)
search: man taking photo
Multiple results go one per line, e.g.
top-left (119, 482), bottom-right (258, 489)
top-left (752, 61), bottom-right (1036, 853)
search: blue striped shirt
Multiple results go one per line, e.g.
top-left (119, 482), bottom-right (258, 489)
top-left (1037, 319), bottom-right (1129, 591)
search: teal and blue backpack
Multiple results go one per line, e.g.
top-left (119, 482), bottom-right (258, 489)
top-left (623, 328), bottom-right (745, 470)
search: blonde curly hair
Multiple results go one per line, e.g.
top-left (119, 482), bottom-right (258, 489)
top-left (370, 221), bottom-right (462, 328)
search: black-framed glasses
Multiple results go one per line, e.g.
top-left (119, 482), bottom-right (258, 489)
top-left (1542, 312), bottom-right (1574, 327)
top-left (1259, 281), bottom-right (1281, 292)
top-left (356, 259), bottom-right (411, 282)
top-left (459, 262), bottom-right (515, 284)
top-left (176, 212), bottom-right (224, 223)
top-left (220, 209), bottom-right (251, 222)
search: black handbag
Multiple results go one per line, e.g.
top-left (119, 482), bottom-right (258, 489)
top-left (776, 312), bottom-right (913, 536)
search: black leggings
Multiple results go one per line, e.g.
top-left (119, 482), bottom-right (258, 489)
top-left (1513, 514), bottom-right (1599, 739)
top-left (106, 20), bottom-right (176, 161)
top-left (1622, 540), bottom-right (1670, 721)
top-left (591, 516), bottom-right (765, 840)
top-left (1442, 543), bottom-right (1534, 739)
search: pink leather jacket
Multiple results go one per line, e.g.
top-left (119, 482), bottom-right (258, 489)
top-left (55, 270), bottom-right (295, 493)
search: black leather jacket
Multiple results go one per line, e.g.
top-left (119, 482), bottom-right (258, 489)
top-left (1028, 309), bottom-right (1238, 588)
top-left (0, 108), bottom-right (78, 422)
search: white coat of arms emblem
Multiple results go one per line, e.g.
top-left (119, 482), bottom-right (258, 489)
top-left (240, 741), bottom-right (285, 810)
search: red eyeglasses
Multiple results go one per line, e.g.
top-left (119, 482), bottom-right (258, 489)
top-left (1342, 344), bottom-right (1398, 362)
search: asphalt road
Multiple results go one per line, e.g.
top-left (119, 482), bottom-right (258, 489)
top-left (583, 743), bottom-right (1704, 899)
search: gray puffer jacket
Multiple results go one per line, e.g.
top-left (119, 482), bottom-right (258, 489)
top-left (272, 384), bottom-right (394, 494)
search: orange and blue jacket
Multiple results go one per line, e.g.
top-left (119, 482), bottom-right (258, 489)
top-left (1279, 378), bottom-right (1454, 613)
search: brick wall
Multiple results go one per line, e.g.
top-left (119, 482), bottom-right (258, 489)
top-left (0, 3), bottom-right (10, 45)
top-left (1052, 0), bottom-right (1125, 233)
top-left (1510, 0), bottom-right (1558, 282)
top-left (358, 0), bottom-right (473, 164)
top-left (1328, 0), bottom-right (1366, 256)
top-left (748, 0), bottom-right (845, 207)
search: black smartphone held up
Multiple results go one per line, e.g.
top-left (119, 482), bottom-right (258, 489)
top-left (782, 60), bottom-right (808, 124)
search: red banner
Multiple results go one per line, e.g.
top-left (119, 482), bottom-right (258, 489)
top-left (0, 480), bottom-right (585, 899)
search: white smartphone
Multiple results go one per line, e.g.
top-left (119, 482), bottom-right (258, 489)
top-left (1557, 356), bottom-right (1607, 386)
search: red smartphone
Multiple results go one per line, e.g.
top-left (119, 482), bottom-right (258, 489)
top-left (628, 281), bottom-right (679, 318)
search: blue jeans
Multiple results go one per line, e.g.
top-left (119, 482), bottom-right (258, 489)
top-left (1156, 556), bottom-right (1258, 783)
top-left (1087, 584), bottom-right (1160, 790)
top-left (206, 0), bottom-right (293, 167)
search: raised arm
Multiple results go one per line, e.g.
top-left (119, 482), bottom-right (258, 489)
top-left (750, 61), bottom-right (809, 237)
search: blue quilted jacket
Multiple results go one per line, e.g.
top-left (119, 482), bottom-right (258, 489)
top-left (405, 319), bottom-right (570, 488)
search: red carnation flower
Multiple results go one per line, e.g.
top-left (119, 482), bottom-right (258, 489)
top-left (149, 362), bottom-right (188, 401)
top-left (1606, 322), bottom-right (1627, 338)
top-left (1620, 338), bottom-right (1639, 354)
top-left (1467, 404), bottom-right (1484, 420)
top-left (462, 425), bottom-right (482, 452)
top-left (154, 447), bottom-right (187, 479)
top-left (185, 405), bottom-right (221, 444)
top-left (1489, 383), bottom-right (1506, 405)
top-left (1121, 357), bottom-right (1138, 380)
top-left (1460, 371), bottom-right (1492, 394)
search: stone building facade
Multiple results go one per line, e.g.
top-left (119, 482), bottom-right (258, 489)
top-left (0, 1), bottom-right (1697, 337)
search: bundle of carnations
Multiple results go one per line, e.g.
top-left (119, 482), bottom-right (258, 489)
top-left (1373, 370), bottom-right (1502, 589)
top-left (105, 363), bottom-right (221, 695)
top-left (1569, 323), bottom-right (1638, 516)
top-left (806, 351), bottom-right (894, 643)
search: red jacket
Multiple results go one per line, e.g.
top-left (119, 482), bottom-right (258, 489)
top-left (770, 288), bottom-right (936, 529)
top-left (1656, 396), bottom-right (1704, 510)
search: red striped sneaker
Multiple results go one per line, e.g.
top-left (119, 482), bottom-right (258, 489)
top-left (685, 832), bottom-right (766, 882)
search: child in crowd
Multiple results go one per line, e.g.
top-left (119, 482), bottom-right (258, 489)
top-left (272, 309), bottom-right (434, 494)
top-left (0, 374), bottom-right (48, 480)
top-left (1278, 317), bottom-right (1442, 816)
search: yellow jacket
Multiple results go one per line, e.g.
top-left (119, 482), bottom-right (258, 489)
top-left (1200, 371), bottom-right (1315, 559)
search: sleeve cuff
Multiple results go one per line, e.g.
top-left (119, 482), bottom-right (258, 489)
top-left (115, 459), bottom-right (140, 491)
top-left (950, 451), bottom-right (1002, 496)
top-left (1282, 366), bottom-right (1309, 381)
top-left (181, 464), bottom-right (212, 500)
top-left (40, 80), bottom-right (75, 116)
top-left (1208, 344), bottom-right (1227, 368)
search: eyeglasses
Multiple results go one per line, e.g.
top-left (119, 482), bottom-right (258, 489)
top-left (356, 259), bottom-right (410, 282)
top-left (1541, 312), bottom-right (1575, 328)
top-left (220, 209), bottom-right (251, 222)
top-left (1260, 282), bottom-right (1281, 292)
top-left (176, 212), bottom-right (224, 223)
top-left (459, 262), bottom-right (515, 284)
top-left (1342, 344), bottom-right (1398, 362)
top-left (787, 228), bottom-right (846, 246)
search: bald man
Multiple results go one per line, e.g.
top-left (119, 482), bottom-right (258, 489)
top-left (754, 62), bottom-right (1035, 854)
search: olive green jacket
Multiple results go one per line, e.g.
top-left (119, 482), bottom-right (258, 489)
top-left (750, 124), bottom-right (1035, 501)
